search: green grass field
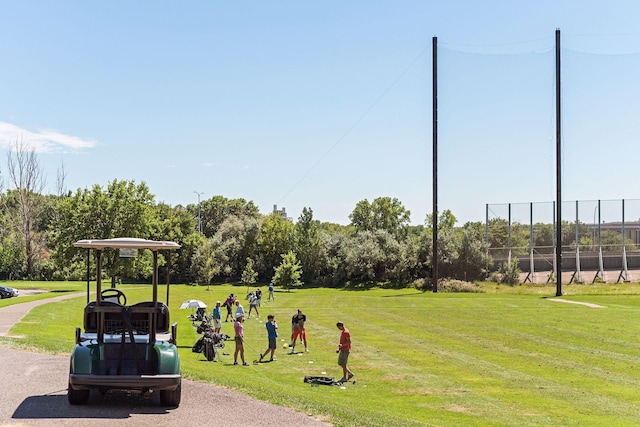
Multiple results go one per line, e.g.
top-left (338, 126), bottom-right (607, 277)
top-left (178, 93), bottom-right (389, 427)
top-left (1, 281), bottom-right (640, 426)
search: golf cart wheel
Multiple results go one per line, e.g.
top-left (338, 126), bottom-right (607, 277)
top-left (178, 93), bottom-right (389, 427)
top-left (160, 381), bottom-right (181, 407)
top-left (67, 381), bottom-right (90, 405)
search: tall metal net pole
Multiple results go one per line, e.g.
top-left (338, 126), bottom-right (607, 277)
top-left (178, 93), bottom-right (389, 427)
top-left (555, 28), bottom-right (563, 296)
top-left (432, 36), bottom-right (439, 292)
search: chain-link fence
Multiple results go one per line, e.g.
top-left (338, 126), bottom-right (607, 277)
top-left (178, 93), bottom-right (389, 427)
top-left (486, 199), bottom-right (640, 283)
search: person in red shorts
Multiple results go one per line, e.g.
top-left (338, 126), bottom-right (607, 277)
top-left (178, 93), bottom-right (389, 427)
top-left (289, 309), bottom-right (308, 354)
top-left (336, 321), bottom-right (353, 383)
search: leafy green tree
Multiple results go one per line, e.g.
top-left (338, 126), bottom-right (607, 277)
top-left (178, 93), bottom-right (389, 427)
top-left (423, 212), bottom-right (491, 282)
top-left (153, 203), bottom-right (198, 283)
top-left (415, 228), bottom-right (433, 281)
top-left (426, 209), bottom-right (457, 232)
top-left (486, 217), bottom-right (530, 257)
top-left (349, 199), bottom-right (373, 231)
top-left (342, 230), bottom-right (388, 283)
top-left (0, 229), bottom-right (25, 280)
top-left (258, 213), bottom-right (294, 278)
top-left (349, 197), bottom-right (411, 239)
top-left (499, 257), bottom-right (521, 285)
top-left (241, 258), bottom-right (258, 289)
top-left (372, 229), bottom-right (406, 283)
top-left (487, 218), bottom-right (509, 251)
top-left (294, 207), bottom-right (324, 284)
top-left (272, 250), bottom-right (303, 291)
top-left (198, 214), bottom-right (260, 280)
top-left (598, 229), bottom-right (634, 251)
top-left (154, 203), bottom-right (196, 243)
top-left (318, 231), bottom-right (349, 286)
top-left (317, 221), bottom-right (354, 236)
top-left (569, 221), bottom-right (595, 250)
top-left (455, 222), bottom-right (492, 281)
top-left (190, 237), bottom-right (219, 285)
top-left (532, 220), bottom-right (595, 253)
top-left (426, 210), bottom-right (461, 279)
top-left (389, 237), bottom-right (418, 285)
top-left (533, 222), bottom-right (554, 253)
top-left (193, 196), bottom-right (259, 237)
top-left (49, 179), bottom-right (161, 284)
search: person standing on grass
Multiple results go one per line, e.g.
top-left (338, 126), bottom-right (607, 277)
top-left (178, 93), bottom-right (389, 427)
top-left (268, 283), bottom-right (275, 301)
top-left (233, 313), bottom-right (249, 366)
top-left (248, 292), bottom-right (259, 318)
top-left (336, 321), bottom-right (353, 382)
top-left (224, 294), bottom-right (235, 322)
top-left (289, 309), bottom-right (308, 354)
top-left (212, 301), bottom-right (222, 333)
top-left (258, 314), bottom-right (278, 362)
top-left (235, 299), bottom-right (245, 321)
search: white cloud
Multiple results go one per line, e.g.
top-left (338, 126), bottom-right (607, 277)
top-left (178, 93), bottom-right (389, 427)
top-left (0, 122), bottom-right (99, 153)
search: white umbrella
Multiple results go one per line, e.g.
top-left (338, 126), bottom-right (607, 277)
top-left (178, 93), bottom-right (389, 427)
top-left (179, 299), bottom-right (208, 309)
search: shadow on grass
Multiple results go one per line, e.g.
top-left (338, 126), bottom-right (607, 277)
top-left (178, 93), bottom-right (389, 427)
top-left (340, 281), bottom-right (415, 292)
top-left (380, 291), bottom-right (425, 297)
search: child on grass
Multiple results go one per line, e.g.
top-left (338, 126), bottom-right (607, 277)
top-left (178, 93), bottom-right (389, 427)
top-left (258, 315), bottom-right (278, 362)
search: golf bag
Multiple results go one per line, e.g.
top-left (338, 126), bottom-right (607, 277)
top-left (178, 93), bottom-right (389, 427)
top-left (191, 319), bottom-right (229, 361)
top-left (188, 307), bottom-right (208, 323)
top-left (303, 376), bottom-right (338, 386)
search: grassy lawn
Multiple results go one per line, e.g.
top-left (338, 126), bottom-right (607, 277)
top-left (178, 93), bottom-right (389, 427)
top-left (2, 281), bottom-right (640, 426)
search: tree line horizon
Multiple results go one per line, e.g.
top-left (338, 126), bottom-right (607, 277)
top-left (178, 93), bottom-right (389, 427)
top-left (6, 144), bottom-right (630, 288)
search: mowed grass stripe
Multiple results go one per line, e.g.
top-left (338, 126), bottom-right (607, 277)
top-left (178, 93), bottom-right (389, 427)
top-left (354, 294), bottom-right (640, 424)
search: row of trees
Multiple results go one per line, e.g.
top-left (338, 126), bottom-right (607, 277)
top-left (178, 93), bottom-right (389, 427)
top-left (0, 145), bottom-right (499, 287)
top-left (47, 182), bottom-right (494, 288)
top-left (5, 144), bottom-right (634, 288)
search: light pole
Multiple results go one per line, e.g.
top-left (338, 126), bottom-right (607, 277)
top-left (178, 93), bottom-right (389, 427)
top-left (194, 191), bottom-right (203, 234)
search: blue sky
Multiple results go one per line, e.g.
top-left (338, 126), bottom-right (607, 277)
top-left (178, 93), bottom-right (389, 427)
top-left (2, 1), bottom-right (640, 225)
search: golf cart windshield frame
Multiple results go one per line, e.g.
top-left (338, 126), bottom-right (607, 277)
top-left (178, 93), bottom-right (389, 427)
top-left (73, 238), bottom-right (181, 343)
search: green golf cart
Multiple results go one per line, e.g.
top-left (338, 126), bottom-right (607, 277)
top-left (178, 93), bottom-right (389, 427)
top-left (67, 238), bottom-right (182, 407)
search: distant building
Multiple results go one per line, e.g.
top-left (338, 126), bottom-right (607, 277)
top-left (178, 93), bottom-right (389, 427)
top-left (591, 221), bottom-right (640, 246)
top-left (273, 204), bottom-right (292, 221)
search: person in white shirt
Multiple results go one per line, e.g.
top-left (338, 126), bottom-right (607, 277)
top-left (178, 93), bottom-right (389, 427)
top-left (235, 299), bottom-right (245, 321)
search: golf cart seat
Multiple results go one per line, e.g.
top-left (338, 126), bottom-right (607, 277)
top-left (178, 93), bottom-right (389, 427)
top-left (83, 301), bottom-right (170, 334)
top-left (83, 301), bottom-right (123, 333)
top-left (131, 301), bottom-right (170, 333)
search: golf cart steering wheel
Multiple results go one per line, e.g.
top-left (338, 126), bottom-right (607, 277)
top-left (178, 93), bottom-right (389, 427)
top-left (101, 288), bottom-right (127, 305)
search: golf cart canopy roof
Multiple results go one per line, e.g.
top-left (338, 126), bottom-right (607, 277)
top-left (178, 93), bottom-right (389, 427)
top-left (73, 237), bottom-right (181, 250)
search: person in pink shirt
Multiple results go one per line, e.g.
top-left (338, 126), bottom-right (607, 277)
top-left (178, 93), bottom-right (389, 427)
top-left (233, 312), bottom-right (249, 366)
top-left (336, 321), bottom-right (353, 382)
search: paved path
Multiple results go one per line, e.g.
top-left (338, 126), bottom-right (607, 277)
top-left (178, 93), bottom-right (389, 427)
top-left (0, 293), bottom-right (332, 427)
top-left (0, 292), bottom-right (82, 336)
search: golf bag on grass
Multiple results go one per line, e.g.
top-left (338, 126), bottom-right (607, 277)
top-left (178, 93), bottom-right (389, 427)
top-left (192, 319), bottom-right (229, 361)
top-left (303, 376), bottom-right (339, 386)
top-left (188, 307), bottom-right (209, 323)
